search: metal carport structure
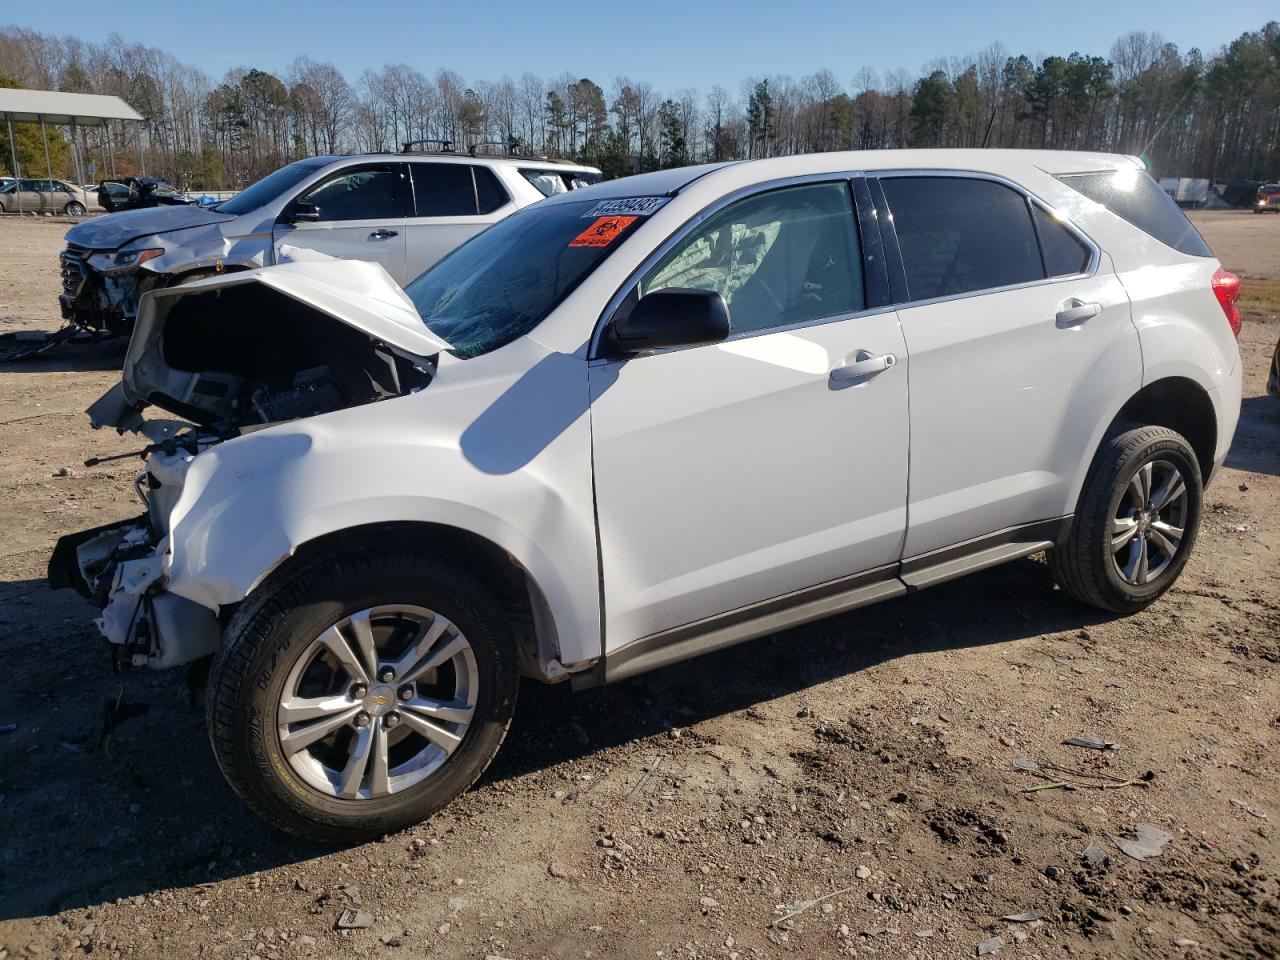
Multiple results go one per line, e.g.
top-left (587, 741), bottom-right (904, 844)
top-left (0, 88), bottom-right (143, 214)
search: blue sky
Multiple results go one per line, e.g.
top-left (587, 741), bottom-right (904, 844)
top-left (11, 0), bottom-right (1277, 90)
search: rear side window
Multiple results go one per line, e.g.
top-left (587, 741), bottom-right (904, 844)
top-left (474, 167), bottom-right (509, 213)
top-left (1032, 205), bottom-right (1091, 276)
top-left (1058, 170), bottom-right (1211, 257)
top-left (880, 177), bottom-right (1043, 300)
top-left (411, 163), bottom-right (476, 216)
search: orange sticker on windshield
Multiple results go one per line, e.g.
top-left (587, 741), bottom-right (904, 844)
top-left (569, 215), bottom-right (636, 248)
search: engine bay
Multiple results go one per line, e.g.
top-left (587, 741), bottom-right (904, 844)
top-left (143, 282), bottom-right (434, 429)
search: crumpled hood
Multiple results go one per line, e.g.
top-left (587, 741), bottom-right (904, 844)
top-left (115, 260), bottom-right (451, 423)
top-left (65, 205), bottom-right (235, 251)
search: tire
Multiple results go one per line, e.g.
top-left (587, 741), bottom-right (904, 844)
top-left (207, 545), bottom-right (518, 842)
top-left (1048, 425), bottom-right (1202, 613)
top-left (65, 201), bottom-right (86, 216)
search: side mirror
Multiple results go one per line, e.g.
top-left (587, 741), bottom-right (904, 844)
top-left (286, 201), bottom-right (320, 224)
top-left (604, 288), bottom-right (731, 357)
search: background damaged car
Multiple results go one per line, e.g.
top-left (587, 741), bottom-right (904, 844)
top-left (57, 148), bottom-right (601, 334)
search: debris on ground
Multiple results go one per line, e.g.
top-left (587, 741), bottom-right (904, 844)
top-left (1111, 824), bottom-right (1174, 861)
top-left (1083, 841), bottom-right (1110, 866)
top-left (1063, 735), bottom-right (1117, 751)
top-left (335, 907), bottom-right (374, 930)
top-left (1001, 910), bottom-right (1044, 922)
top-left (977, 935), bottom-right (1004, 955)
top-left (770, 885), bottom-right (857, 927)
top-left (625, 755), bottom-right (663, 801)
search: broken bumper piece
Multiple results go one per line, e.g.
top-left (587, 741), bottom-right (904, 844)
top-left (49, 516), bottom-right (221, 669)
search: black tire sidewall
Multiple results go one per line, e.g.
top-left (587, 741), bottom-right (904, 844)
top-left (1095, 433), bottom-right (1202, 608)
top-left (209, 552), bottom-right (517, 842)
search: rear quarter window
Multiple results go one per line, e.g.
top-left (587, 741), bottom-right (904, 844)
top-left (1057, 170), bottom-right (1212, 258)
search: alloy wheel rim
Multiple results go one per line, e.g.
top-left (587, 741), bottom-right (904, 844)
top-left (276, 605), bottom-right (478, 800)
top-left (1110, 459), bottom-right (1188, 586)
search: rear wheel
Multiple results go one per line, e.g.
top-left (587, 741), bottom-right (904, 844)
top-left (1049, 425), bottom-right (1202, 613)
top-left (207, 546), bottom-right (518, 842)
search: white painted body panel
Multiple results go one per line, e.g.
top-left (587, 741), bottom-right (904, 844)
top-left (897, 269), bottom-right (1138, 557)
top-left (159, 335), bottom-right (604, 667)
top-left (589, 311), bottom-right (909, 646)
top-left (83, 148), bottom-right (1244, 678)
top-left (272, 216), bottom-right (408, 283)
top-left (403, 208), bottom-right (510, 281)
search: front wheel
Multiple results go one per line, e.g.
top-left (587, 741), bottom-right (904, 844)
top-left (207, 547), bottom-right (518, 842)
top-left (65, 201), bottom-right (86, 217)
top-left (1049, 425), bottom-right (1202, 613)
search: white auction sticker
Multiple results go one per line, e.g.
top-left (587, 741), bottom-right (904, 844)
top-left (582, 197), bottom-right (670, 218)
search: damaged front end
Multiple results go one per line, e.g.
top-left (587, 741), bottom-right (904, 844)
top-left (49, 260), bottom-right (448, 670)
top-left (59, 243), bottom-right (166, 334)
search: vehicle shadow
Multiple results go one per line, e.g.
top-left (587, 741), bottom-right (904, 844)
top-left (0, 555), bottom-right (1113, 922)
top-left (1224, 395), bottom-right (1280, 476)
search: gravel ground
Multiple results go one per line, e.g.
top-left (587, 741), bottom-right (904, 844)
top-left (0, 211), bottom-right (1276, 960)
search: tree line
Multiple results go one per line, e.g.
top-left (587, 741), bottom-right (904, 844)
top-left (1, 21), bottom-right (1277, 191)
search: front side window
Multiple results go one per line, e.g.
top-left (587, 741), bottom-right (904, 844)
top-left (407, 198), bottom-right (647, 358)
top-left (300, 166), bottom-right (397, 221)
top-left (641, 181), bottom-right (864, 337)
top-left (880, 177), bottom-right (1043, 301)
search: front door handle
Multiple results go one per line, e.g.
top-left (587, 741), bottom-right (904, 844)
top-left (369, 229), bottom-right (398, 240)
top-left (1056, 298), bottom-right (1101, 326)
top-left (830, 351), bottom-right (897, 382)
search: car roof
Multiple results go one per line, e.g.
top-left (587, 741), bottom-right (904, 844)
top-left (327, 151), bottom-right (601, 175)
top-left (540, 150), bottom-right (1141, 210)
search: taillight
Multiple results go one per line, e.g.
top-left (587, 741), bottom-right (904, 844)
top-left (1211, 268), bottom-right (1241, 338)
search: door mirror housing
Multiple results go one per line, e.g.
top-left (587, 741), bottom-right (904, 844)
top-left (286, 201), bottom-right (320, 224)
top-left (604, 288), bottom-right (731, 357)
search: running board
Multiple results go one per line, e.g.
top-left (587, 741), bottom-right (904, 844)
top-left (582, 515), bottom-right (1071, 688)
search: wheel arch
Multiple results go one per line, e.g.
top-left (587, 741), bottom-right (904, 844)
top-left (1110, 376), bottom-right (1217, 481)
top-left (274, 521), bottom-right (572, 685)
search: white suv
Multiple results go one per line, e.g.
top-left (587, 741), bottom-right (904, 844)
top-left (52, 150), bottom-right (1242, 840)
top-left (57, 148), bottom-right (601, 333)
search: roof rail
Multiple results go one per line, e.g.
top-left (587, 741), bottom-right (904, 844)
top-left (401, 139), bottom-right (455, 154)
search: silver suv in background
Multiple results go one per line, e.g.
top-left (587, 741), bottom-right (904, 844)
top-left (57, 148), bottom-right (601, 333)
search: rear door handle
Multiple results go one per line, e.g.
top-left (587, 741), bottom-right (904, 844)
top-left (369, 229), bottom-right (398, 240)
top-left (1056, 298), bottom-right (1101, 326)
top-left (830, 351), bottom-right (897, 382)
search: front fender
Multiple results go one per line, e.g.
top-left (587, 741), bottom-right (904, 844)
top-left (162, 344), bottom-right (601, 666)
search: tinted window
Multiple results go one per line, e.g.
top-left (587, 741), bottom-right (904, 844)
top-left (641, 182), bottom-right (863, 336)
top-left (881, 177), bottom-right (1043, 301)
top-left (474, 167), bottom-right (508, 213)
top-left (216, 159), bottom-right (329, 215)
top-left (301, 167), bottom-right (396, 221)
top-left (1058, 169), bottom-right (1211, 257)
top-left (407, 198), bottom-right (644, 358)
top-left (411, 163), bottom-right (476, 217)
top-left (1032, 205), bottom-right (1091, 276)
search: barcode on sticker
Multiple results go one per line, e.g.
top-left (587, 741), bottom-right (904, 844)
top-left (582, 197), bottom-right (669, 218)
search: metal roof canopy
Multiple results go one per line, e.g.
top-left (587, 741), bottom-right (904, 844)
top-left (0, 88), bottom-right (142, 125)
top-left (3, 88), bottom-right (145, 215)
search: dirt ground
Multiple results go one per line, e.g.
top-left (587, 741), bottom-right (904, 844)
top-left (0, 211), bottom-right (1276, 960)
